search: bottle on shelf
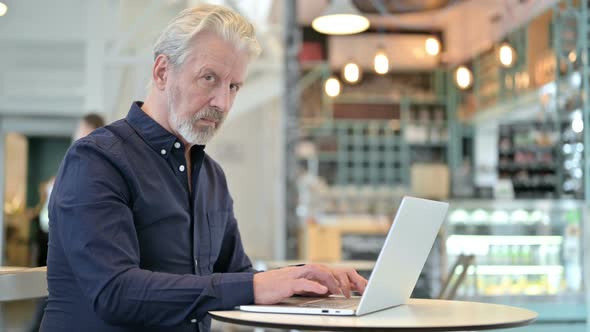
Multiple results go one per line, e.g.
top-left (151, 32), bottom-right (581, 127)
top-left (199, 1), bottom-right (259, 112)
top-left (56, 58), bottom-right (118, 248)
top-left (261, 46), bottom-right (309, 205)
top-left (563, 211), bottom-right (582, 292)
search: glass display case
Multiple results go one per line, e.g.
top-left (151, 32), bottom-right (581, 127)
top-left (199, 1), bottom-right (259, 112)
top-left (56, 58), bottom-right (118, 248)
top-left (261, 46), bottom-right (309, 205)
top-left (445, 199), bottom-right (586, 330)
top-left (497, 121), bottom-right (560, 199)
top-left (556, 73), bottom-right (585, 199)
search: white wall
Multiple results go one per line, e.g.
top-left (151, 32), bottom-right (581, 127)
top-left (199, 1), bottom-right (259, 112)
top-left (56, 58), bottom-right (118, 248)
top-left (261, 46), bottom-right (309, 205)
top-left (207, 98), bottom-right (284, 261)
top-left (0, 0), bottom-right (87, 41)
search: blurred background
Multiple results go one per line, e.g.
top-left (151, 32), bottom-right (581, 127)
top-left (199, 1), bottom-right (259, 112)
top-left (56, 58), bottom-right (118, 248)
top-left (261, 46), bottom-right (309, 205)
top-left (0, 0), bottom-right (589, 331)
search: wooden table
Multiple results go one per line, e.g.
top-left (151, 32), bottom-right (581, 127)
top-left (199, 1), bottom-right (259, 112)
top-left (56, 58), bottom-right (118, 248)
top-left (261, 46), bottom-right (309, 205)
top-left (210, 298), bottom-right (537, 331)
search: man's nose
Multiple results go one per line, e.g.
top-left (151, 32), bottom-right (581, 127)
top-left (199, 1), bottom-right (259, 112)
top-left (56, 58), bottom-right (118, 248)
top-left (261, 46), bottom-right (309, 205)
top-left (209, 86), bottom-right (231, 112)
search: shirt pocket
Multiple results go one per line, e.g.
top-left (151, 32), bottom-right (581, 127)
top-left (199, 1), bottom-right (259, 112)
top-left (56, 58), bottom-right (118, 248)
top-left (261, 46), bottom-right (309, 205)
top-left (206, 210), bottom-right (229, 271)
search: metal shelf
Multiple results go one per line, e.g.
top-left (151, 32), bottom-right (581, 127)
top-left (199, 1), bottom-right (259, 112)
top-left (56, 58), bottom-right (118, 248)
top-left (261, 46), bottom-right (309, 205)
top-left (408, 142), bottom-right (448, 148)
top-left (498, 163), bottom-right (558, 172)
top-left (447, 235), bottom-right (563, 246)
top-left (454, 265), bottom-right (564, 275)
top-left (333, 95), bottom-right (445, 106)
top-left (499, 146), bottom-right (555, 154)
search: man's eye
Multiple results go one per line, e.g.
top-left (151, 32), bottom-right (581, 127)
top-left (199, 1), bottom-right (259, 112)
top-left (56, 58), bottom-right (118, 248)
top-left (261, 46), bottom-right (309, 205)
top-left (230, 84), bottom-right (240, 92)
top-left (204, 75), bottom-right (214, 81)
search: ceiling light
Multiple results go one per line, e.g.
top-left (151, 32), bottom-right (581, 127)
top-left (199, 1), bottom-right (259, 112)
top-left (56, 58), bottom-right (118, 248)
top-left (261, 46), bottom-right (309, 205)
top-left (571, 72), bottom-right (581, 88)
top-left (499, 42), bottom-right (515, 68)
top-left (455, 66), bottom-right (473, 90)
top-left (572, 113), bottom-right (584, 133)
top-left (0, 2), bottom-right (7, 17)
top-left (569, 51), bottom-right (577, 62)
top-left (572, 118), bottom-right (584, 133)
top-left (425, 37), bottom-right (440, 56)
top-left (343, 62), bottom-right (361, 83)
top-left (373, 48), bottom-right (389, 75)
top-left (312, 0), bottom-right (370, 35)
top-left (325, 77), bottom-right (341, 97)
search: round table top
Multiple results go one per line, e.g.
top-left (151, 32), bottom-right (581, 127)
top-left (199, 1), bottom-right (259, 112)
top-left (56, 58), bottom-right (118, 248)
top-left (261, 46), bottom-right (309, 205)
top-left (0, 266), bottom-right (47, 301)
top-left (210, 298), bottom-right (537, 331)
top-left (0, 266), bottom-right (29, 274)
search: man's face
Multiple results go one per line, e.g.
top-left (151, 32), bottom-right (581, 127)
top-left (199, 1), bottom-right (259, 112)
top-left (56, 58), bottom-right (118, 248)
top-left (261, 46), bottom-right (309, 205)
top-left (165, 32), bottom-right (249, 145)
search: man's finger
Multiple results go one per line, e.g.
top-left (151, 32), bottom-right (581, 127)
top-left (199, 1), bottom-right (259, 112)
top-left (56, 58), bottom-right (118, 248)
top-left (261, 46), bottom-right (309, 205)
top-left (334, 272), bottom-right (351, 298)
top-left (347, 270), bottom-right (368, 294)
top-left (351, 274), bottom-right (368, 294)
top-left (292, 279), bottom-right (328, 295)
top-left (301, 265), bottom-right (341, 295)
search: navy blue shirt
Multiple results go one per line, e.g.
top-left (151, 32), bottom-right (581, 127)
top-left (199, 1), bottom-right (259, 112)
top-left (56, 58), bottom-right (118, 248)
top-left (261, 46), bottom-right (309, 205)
top-left (41, 102), bottom-right (255, 332)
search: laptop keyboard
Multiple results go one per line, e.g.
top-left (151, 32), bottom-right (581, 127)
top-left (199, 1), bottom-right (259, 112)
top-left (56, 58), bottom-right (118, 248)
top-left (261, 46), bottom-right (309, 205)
top-left (299, 297), bottom-right (360, 309)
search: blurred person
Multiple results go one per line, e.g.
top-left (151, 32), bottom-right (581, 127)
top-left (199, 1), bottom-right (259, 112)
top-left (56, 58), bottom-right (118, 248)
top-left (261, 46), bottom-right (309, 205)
top-left (27, 113), bottom-right (104, 332)
top-left (32, 113), bottom-right (105, 263)
top-left (29, 177), bottom-right (54, 268)
top-left (73, 113), bottom-right (106, 141)
top-left (41, 4), bottom-right (367, 332)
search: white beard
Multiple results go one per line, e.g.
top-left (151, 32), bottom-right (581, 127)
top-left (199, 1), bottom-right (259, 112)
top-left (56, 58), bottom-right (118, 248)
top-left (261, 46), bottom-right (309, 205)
top-left (167, 88), bottom-right (225, 145)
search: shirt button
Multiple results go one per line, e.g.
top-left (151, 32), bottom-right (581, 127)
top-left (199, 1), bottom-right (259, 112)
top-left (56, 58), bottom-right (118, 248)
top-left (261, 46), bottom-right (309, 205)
top-left (174, 142), bottom-right (181, 149)
top-left (190, 318), bottom-right (197, 323)
top-left (160, 149), bottom-right (166, 155)
top-left (179, 165), bottom-right (185, 172)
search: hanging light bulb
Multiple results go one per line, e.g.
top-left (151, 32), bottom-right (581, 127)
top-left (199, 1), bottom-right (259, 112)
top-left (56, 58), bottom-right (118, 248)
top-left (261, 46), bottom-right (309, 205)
top-left (499, 42), bottom-right (516, 68)
top-left (374, 47), bottom-right (389, 75)
top-left (312, 0), bottom-right (370, 35)
top-left (342, 62), bottom-right (361, 83)
top-left (569, 51), bottom-right (577, 63)
top-left (455, 66), bottom-right (473, 89)
top-left (324, 77), bottom-right (341, 97)
top-left (572, 112), bottom-right (584, 133)
top-left (572, 118), bottom-right (584, 133)
top-left (0, 2), bottom-right (7, 16)
top-left (425, 37), bottom-right (441, 56)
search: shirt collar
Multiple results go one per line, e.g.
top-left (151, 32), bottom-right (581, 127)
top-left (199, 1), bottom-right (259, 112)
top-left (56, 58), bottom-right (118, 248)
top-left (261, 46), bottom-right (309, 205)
top-left (125, 101), bottom-right (205, 158)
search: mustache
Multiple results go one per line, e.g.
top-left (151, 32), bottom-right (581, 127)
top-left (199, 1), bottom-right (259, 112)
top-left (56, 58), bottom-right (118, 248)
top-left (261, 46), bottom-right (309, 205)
top-left (194, 108), bottom-right (224, 122)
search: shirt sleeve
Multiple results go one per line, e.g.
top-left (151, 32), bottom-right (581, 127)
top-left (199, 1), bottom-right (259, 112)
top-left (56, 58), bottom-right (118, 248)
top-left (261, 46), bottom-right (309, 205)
top-left (51, 141), bottom-right (254, 327)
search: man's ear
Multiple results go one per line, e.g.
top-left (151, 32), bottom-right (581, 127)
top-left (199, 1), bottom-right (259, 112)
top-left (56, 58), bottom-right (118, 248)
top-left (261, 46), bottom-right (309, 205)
top-left (152, 54), bottom-right (170, 90)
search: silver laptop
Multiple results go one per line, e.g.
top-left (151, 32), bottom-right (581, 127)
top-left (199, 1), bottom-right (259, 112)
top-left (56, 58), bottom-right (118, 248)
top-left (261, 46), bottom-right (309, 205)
top-left (239, 196), bottom-right (449, 316)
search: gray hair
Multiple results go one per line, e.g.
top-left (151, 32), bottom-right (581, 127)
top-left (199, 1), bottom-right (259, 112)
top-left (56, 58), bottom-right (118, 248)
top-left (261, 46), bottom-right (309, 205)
top-left (153, 4), bottom-right (261, 68)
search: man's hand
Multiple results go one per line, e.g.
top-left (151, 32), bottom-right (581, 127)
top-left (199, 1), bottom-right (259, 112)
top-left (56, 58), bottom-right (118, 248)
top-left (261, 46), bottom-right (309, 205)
top-left (253, 264), bottom-right (368, 305)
